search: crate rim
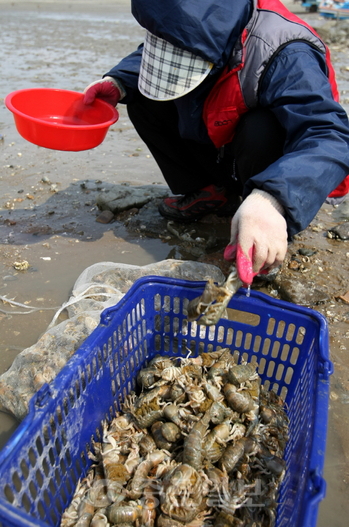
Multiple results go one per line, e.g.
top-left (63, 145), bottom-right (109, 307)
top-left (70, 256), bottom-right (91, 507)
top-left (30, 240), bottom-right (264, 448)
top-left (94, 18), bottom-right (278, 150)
top-left (100, 275), bottom-right (331, 368)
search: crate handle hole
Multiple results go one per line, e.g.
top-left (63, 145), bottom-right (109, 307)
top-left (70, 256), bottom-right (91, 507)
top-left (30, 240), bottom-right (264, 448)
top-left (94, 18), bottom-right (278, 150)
top-left (226, 308), bottom-right (260, 326)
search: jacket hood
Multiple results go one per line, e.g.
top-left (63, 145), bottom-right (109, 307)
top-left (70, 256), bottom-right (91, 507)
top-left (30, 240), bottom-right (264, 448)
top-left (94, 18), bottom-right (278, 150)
top-left (131, 0), bottom-right (253, 71)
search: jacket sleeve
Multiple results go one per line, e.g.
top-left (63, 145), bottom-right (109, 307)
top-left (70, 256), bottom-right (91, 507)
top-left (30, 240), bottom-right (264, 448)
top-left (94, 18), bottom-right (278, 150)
top-left (247, 41), bottom-right (349, 236)
top-left (104, 45), bottom-right (143, 103)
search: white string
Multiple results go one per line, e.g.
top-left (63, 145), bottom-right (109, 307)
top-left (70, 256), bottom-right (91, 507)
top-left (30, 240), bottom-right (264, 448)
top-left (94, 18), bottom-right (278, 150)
top-left (0, 283), bottom-right (122, 329)
top-left (0, 295), bottom-right (61, 315)
top-left (47, 283), bottom-right (122, 329)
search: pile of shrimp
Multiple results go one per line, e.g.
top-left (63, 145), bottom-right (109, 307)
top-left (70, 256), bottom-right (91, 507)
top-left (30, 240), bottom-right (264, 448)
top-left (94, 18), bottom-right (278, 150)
top-left (61, 349), bottom-right (289, 527)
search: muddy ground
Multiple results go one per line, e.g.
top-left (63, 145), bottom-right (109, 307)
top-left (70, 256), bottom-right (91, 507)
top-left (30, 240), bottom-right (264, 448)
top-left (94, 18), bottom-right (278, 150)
top-left (0, 1), bottom-right (349, 525)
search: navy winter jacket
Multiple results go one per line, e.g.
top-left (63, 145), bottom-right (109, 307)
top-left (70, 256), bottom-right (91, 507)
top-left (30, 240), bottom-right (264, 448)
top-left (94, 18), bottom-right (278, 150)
top-left (105, 0), bottom-right (349, 236)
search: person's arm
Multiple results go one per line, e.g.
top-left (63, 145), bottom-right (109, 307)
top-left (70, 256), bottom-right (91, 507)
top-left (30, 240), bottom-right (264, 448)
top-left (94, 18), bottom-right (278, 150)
top-left (248, 41), bottom-right (349, 236)
top-left (225, 42), bottom-right (349, 283)
top-left (84, 45), bottom-right (143, 105)
top-left (104, 45), bottom-right (143, 103)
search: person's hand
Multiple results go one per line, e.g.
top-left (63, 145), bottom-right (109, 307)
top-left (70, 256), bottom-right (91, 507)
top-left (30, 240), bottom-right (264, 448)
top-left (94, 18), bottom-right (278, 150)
top-left (224, 189), bottom-right (287, 285)
top-left (83, 76), bottom-right (121, 106)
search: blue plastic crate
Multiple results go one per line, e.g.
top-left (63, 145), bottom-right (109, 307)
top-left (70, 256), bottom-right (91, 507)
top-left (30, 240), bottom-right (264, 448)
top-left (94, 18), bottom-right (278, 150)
top-left (0, 275), bottom-right (332, 527)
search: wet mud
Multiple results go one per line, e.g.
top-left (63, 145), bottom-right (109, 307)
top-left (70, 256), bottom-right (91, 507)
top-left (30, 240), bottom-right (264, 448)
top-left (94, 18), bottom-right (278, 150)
top-left (0, 1), bottom-right (349, 525)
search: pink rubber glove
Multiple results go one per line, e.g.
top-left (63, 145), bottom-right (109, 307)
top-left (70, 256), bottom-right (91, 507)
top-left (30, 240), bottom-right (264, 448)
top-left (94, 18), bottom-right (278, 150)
top-left (83, 76), bottom-right (121, 106)
top-left (224, 243), bottom-right (261, 285)
top-left (224, 189), bottom-right (288, 285)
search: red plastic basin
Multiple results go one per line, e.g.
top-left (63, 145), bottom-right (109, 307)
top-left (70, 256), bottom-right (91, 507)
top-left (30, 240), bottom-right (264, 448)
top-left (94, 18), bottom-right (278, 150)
top-left (5, 88), bottom-right (119, 151)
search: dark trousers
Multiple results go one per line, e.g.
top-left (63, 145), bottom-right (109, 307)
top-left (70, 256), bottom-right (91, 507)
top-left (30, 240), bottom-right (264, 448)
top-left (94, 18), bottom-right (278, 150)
top-left (127, 93), bottom-right (286, 195)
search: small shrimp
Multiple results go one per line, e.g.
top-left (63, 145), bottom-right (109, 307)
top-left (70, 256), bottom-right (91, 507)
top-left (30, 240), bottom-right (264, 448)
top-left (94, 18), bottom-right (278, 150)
top-left (200, 349), bottom-right (230, 368)
top-left (141, 483), bottom-right (158, 527)
top-left (182, 379), bottom-right (207, 412)
top-left (220, 437), bottom-right (257, 477)
top-left (259, 404), bottom-right (289, 430)
top-left (100, 426), bottom-right (131, 487)
top-left (76, 493), bottom-right (95, 519)
top-left (124, 443), bottom-right (142, 476)
top-left (75, 513), bottom-right (94, 527)
top-left (187, 279), bottom-right (222, 322)
top-left (133, 400), bottom-right (164, 429)
top-left (109, 413), bottom-right (134, 434)
top-left (90, 509), bottom-right (110, 527)
top-left (181, 363), bottom-right (203, 380)
top-left (60, 512), bottom-right (78, 527)
top-left (208, 350), bottom-right (235, 385)
top-left (158, 365), bottom-right (183, 382)
top-left (86, 466), bottom-right (112, 508)
top-left (137, 366), bottom-right (159, 389)
top-left (260, 406), bottom-right (277, 424)
top-left (157, 514), bottom-right (187, 527)
top-left (223, 383), bottom-right (255, 414)
top-left (106, 503), bottom-right (142, 525)
top-left (204, 441), bottom-right (225, 465)
top-left (227, 363), bottom-right (258, 386)
top-left (214, 511), bottom-right (243, 527)
top-left (219, 440), bottom-right (245, 474)
top-left (167, 382), bottom-right (186, 402)
top-left (136, 386), bottom-right (167, 407)
top-left (179, 355), bottom-right (203, 367)
top-left (202, 380), bottom-right (224, 402)
top-left (218, 481), bottom-right (252, 517)
top-left (187, 268), bottom-right (242, 326)
top-left (160, 463), bottom-right (204, 523)
top-left (128, 449), bottom-right (167, 499)
top-left (148, 355), bottom-right (173, 371)
top-left (256, 444), bottom-right (287, 479)
top-left (230, 422), bottom-right (246, 441)
top-left (138, 432), bottom-right (157, 456)
top-left (204, 422), bottom-right (231, 464)
top-left (61, 473), bottom-right (94, 526)
top-left (257, 422), bottom-right (288, 457)
top-left (206, 466), bottom-right (227, 492)
top-left (264, 455), bottom-right (286, 478)
top-left (163, 403), bottom-right (186, 429)
top-left (151, 421), bottom-right (174, 451)
top-left (206, 467), bottom-right (229, 515)
top-left (209, 401), bottom-right (235, 425)
top-left (155, 458), bottom-right (180, 479)
top-left (183, 410), bottom-right (211, 471)
top-left (161, 422), bottom-right (182, 443)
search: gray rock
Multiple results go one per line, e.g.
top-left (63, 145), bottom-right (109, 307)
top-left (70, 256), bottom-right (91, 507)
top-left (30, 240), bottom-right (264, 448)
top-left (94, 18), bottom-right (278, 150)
top-left (298, 248), bottom-right (317, 257)
top-left (332, 198), bottom-right (349, 222)
top-left (274, 276), bottom-right (330, 306)
top-left (96, 210), bottom-right (115, 224)
top-left (124, 199), bottom-right (168, 237)
top-left (328, 222), bottom-right (349, 240)
top-left (96, 184), bottom-right (170, 213)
